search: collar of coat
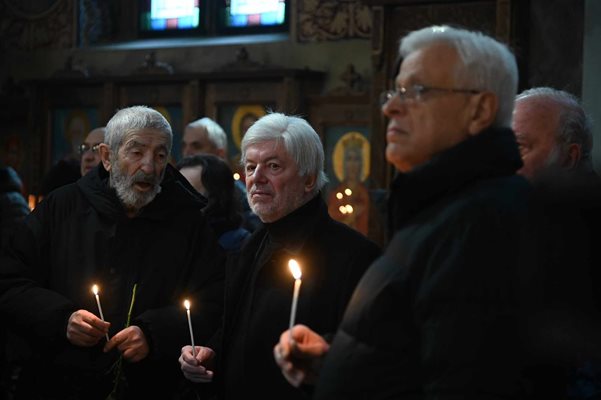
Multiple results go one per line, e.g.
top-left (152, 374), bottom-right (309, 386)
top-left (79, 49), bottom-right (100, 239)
top-left (259, 194), bottom-right (325, 253)
top-left (76, 162), bottom-right (207, 220)
top-left (387, 126), bottom-right (524, 235)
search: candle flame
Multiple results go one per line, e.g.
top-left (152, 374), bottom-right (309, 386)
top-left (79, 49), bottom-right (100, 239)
top-left (184, 299), bottom-right (191, 310)
top-left (345, 188), bottom-right (352, 196)
top-left (27, 194), bottom-right (36, 211)
top-left (92, 284), bottom-right (99, 295)
top-left (288, 259), bottom-right (302, 280)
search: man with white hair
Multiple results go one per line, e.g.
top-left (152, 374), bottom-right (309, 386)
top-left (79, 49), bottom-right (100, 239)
top-left (273, 25), bottom-right (539, 398)
top-left (179, 112), bottom-right (381, 399)
top-left (182, 117), bottom-right (260, 231)
top-left (0, 105), bottom-right (225, 399)
top-left (182, 117), bottom-right (228, 159)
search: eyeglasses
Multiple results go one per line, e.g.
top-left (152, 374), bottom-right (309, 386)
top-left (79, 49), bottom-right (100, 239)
top-left (379, 84), bottom-right (480, 106)
top-left (79, 143), bottom-right (101, 155)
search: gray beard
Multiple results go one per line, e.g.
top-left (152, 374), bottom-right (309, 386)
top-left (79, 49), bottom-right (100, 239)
top-left (109, 159), bottom-right (163, 212)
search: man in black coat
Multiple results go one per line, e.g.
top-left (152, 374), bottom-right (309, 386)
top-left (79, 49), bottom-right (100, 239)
top-left (0, 165), bottom-right (29, 399)
top-left (179, 112), bottom-right (381, 399)
top-left (0, 105), bottom-right (225, 399)
top-left (273, 25), bottom-right (546, 399)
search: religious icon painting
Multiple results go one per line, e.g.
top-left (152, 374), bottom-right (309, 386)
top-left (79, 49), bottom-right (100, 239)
top-left (324, 126), bottom-right (371, 236)
top-left (51, 107), bottom-right (99, 166)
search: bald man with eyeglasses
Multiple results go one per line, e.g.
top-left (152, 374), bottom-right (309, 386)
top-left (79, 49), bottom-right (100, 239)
top-left (79, 127), bottom-right (106, 176)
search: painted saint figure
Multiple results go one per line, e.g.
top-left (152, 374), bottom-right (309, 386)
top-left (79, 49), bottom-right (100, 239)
top-left (327, 132), bottom-right (370, 236)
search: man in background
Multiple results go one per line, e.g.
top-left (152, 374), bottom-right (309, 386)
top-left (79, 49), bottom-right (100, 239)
top-left (183, 117), bottom-right (260, 231)
top-left (512, 87), bottom-right (596, 181)
top-left (79, 126), bottom-right (106, 176)
top-left (513, 88), bottom-right (601, 399)
top-left (40, 126), bottom-right (106, 197)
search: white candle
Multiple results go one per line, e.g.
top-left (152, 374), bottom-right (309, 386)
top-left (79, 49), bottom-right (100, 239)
top-left (184, 300), bottom-right (196, 357)
top-left (91, 284), bottom-right (110, 341)
top-left (288, 259), bottom-right (302, 344)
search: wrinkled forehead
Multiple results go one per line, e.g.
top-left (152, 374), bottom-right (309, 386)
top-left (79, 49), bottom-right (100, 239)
top-left (121, 128), bottom-right (170, 149)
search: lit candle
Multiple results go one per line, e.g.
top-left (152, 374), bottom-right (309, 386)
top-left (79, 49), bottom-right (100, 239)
top-left (288, 259), bottom-right (302, 345)
top-left (27, 194), bottom-right (36, 211)
top-left (91, 284), bottom-right (110, 341)
top-left (184, 300), bottom-right (196, 357)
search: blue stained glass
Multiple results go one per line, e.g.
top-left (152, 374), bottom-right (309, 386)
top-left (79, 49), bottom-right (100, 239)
top-left (151, 18), bottom-right (167, 30)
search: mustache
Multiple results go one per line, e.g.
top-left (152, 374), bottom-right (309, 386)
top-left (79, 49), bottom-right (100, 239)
top-left (131, 170), bottom-right (161, 185)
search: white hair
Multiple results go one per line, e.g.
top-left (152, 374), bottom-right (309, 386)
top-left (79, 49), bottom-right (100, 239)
top-left (241, 112), bottom-right (329, 194)
top-left (400, 25), bottom-right (518, 128)
top-left (105, 105), bottom-right (172, 153)
top-left (186, 117), bottom-right (228, 153)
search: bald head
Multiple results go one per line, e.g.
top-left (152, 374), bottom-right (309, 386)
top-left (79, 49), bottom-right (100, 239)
top-left (512, 87), bottom-right (592, 180)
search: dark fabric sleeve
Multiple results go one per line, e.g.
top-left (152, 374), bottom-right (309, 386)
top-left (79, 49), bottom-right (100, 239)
top-left (132, 217), bottom-right (226, 360)
top-left (0, 192), bottom-right (30, 252)
top-left (0, 198), bottom-right (75, 348)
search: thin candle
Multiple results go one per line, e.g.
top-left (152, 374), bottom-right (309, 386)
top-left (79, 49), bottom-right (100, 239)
top-left (184, 299), bottom-right (196, 357)
top-left (288, 259), bottom-right (302, 344)
top-left (91, 284), bottom-right (110, 341)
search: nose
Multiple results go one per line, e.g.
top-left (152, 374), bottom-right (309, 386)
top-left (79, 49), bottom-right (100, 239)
top-left (82, 150), bottom-right (95, 162)
top-left (382, 95), bottom-right (407, 118)
top-left (251, 164), bottom-right (268, 183)
top-left (139, 153), bottom-right (156, 175)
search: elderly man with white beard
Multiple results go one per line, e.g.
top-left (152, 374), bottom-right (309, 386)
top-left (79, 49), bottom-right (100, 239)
top-left (0, 105), bottom-right (225, 400)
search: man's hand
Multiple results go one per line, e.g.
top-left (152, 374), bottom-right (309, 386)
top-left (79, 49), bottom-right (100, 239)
top-left (103, 325), bottom-right (149, 363)
top-left (66, 309), bottom-right (110, 347)
top-left (179, 345), bottom-right (216, 383)
top-left (273, 324), bottom-right (330, 387)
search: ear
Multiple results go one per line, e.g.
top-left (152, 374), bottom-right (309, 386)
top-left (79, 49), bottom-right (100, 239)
top-left (563, 143), bottom-right (582, 169)
top-left (98, 143), bottom-right (112, 172)
top-left (304, 173), bottom-right (317, 193)
top-left (467, 92), bottom-right (498, 135)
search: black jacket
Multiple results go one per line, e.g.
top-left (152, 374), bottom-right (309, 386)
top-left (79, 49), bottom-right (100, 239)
top-left (208, 194), bottom-right (381, 399)
top-left (315, 127), bottom-right (533, 399)
top-left (0, 163), bottom-right (225, 399)
top-left (0, 166), bottom-right (29, 251)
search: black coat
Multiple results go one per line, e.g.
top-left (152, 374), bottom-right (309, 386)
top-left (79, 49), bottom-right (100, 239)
top-left (209, 195), bottom-right (381, 399)
top-left (0, 166), bottom-right (29, 251)
top-left (315, 127), bottom-right (534, 399)
top-left (0, 163), bottom-right (225, 399)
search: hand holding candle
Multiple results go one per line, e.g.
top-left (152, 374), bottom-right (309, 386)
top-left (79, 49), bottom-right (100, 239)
top-left (288, 259), bottom-right (302, 345)
top-left (91, 284), bottom-right (110, 341)
top-left (184, 299), bottom-right (197, 357)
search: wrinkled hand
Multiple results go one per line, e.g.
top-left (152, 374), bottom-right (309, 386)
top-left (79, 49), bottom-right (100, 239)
top-left (103, 325), bottom-right (149, 363)
top-left (179, 345), bottom-right (215, 383)
top-left (67, 309), bottom-right (110, 347)
top-left (273, 324), bottom-right (329, 387)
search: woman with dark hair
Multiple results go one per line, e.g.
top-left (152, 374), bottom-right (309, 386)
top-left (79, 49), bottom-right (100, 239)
top-left (177, 154), bottom-right (251, 252)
